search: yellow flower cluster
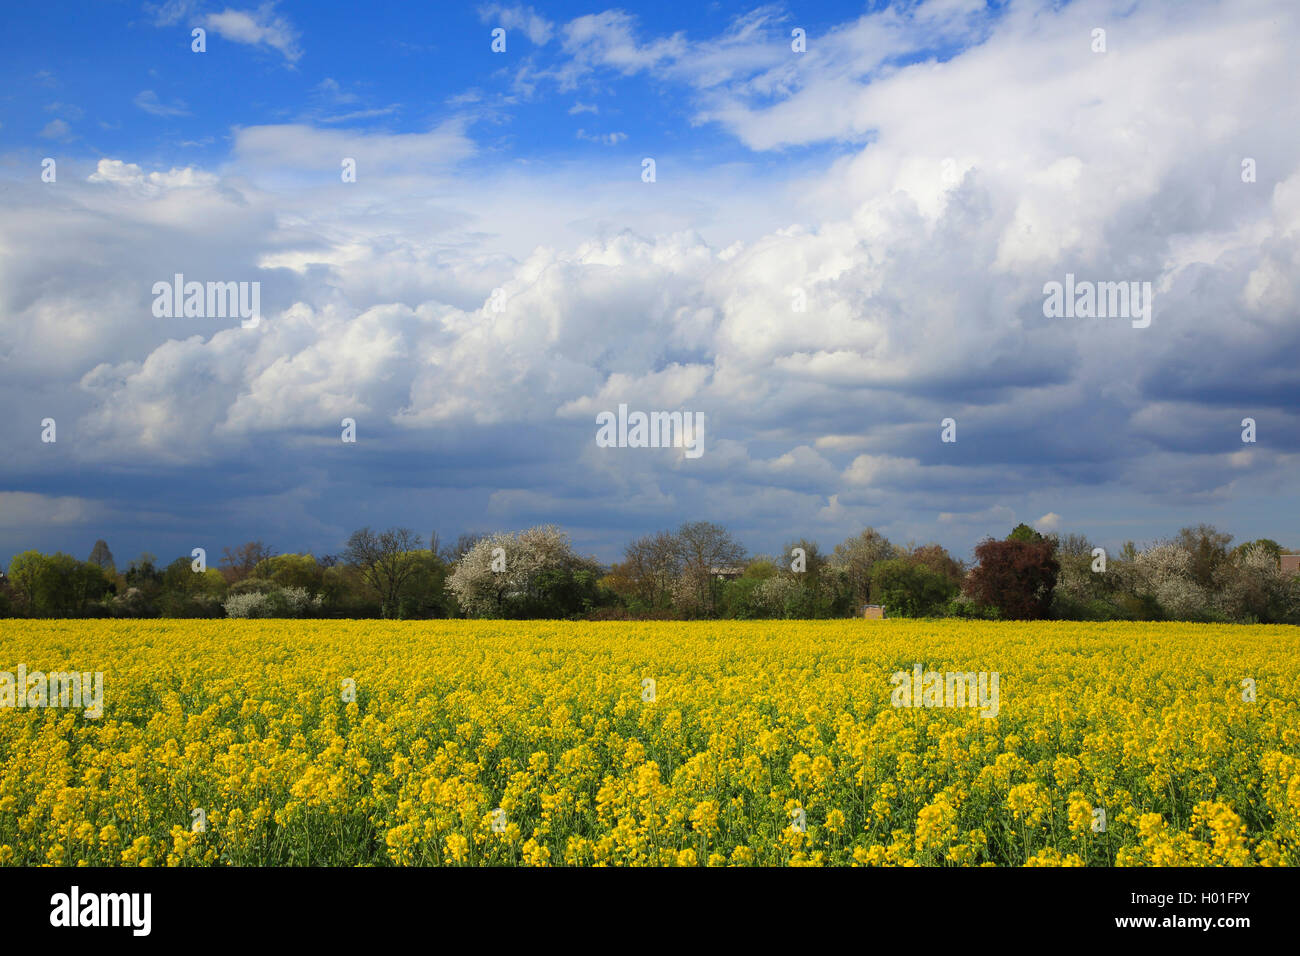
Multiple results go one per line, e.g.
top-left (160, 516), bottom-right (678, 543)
top-left (0, 619), bottom-right (1296, 866)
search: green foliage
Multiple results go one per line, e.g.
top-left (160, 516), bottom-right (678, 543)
top-left (320, 565), bottom-right (381, 617)
top-left (252, 553), bottom-right (325, 593)
top-left (718, 576), bottom-right (766, 619)
top-left (158, 557), bottom-right (226, 617)
top-left (395, 551), bottom-right (451, 618)
top-left (831, 528), bottom-right (896, 605)
top-left (941, 596), bottom-right (1002, 620)
top-left (6, 551), bottom-right (46, 609)
top-left (1234, 538), bottom-right (1282, 564)
top-left (870, 559), bottom-right (958, 617)
top-left (87, 539), bottom-right (115, 573)
top-left (1173, 524), bottom-right (1233, 590)
top-left (124, 554), bottom-right (163, 595)
top-left (6, 550), bottom-right (113, 616)
top-left (1111, 591), bottom-right (1164, 621)
top-left (2, 519), bottom-right (1296, 622)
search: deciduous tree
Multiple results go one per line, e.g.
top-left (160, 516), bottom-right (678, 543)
top-left (964, 538), bottom-right (1059, 619)
top-left (344, 527), bottom-right (424, 618)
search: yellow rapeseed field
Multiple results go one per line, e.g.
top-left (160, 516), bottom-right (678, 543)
top-left (1, 620), bottom-right (1297, 866)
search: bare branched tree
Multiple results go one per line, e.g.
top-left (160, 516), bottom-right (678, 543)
top-left (674, 521), bottom-right (746, 614)
top-left (344, 527), bottom-right (423, 617)
top-left (220, 541), bottom-right (276, 583)
top-left (621, 530), bottom-right (683, 607)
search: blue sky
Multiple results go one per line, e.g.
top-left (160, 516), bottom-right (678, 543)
top-left (3, 1), bottom-right (911, 169)
top-left (1, 0), bottom-right (1297, 570)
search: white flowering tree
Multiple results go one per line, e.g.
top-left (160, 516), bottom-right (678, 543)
top-left (446, 525), bottom-right (600, 618)
top-left (1215, 547), bottom-right (1297, 623)
top-left (1134, 543), bottom-right (1209, 619)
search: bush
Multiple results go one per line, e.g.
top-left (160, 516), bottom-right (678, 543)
top-left (224, 592), bottom-right (272, 619)
top-left (225, 587), bottom-right (322, 619)
top-left (273, 586), bottom-right (323, 617)
top-left (109, 587), bottom-right (157, 618)
top-left (870, 559), bottom-right (957, 617)
top-left (1051, 592), bottom-right (1128, 622)
top-left (583, 606), bottom-right (682, 621)
top-left (1112, 591), bottom-right (1163, 621)
top-left (941, 594), bottom-right (998, 619)
top-left (752, 576), bottom-right (798, 618)
top-left (158, 593), bottom-right (226, 618)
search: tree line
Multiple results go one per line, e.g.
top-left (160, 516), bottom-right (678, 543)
top-left (1, 521), bottom-right (1296, 624)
